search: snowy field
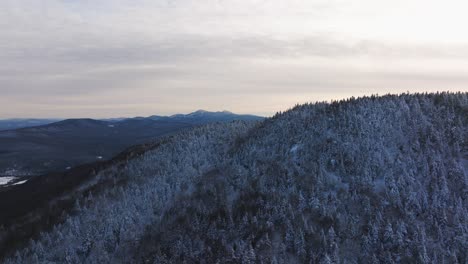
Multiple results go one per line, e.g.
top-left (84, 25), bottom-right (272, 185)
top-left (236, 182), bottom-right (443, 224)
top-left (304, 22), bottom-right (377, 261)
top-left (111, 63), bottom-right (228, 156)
top-left (0, 177), bottom-right (28, 186)
top-left (0, 177), bottom-right (16, 186)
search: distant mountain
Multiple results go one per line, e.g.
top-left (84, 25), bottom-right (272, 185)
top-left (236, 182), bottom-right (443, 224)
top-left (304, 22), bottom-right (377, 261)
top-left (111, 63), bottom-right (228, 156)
top-left (0, 119), bottom-right (61, 131)
top-left (0, 111), bottom-right (263, 177)
top-left (162, 110), bottom-right (262, 123)
top-left (0, 111), bottom-right (263, 131)
top-left (0, 93), bottom-right (466, 263)
top-left (131, 110), bottom-right (262, 123)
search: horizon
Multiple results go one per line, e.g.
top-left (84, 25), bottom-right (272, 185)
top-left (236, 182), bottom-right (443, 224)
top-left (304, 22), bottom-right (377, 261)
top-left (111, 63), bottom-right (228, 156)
top-left (0, 109), bottom-right (265, 120)
top-left (1, 91), bottom-right (465, 119)
top-left (2, 1), bottom-right (468, 118)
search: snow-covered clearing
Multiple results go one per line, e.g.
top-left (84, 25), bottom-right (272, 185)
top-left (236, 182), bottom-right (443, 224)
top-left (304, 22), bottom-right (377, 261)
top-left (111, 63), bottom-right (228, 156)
top-left (13, 180), bottom-right (28, 185)
top-left (0, 177), bottom-right (16, 186)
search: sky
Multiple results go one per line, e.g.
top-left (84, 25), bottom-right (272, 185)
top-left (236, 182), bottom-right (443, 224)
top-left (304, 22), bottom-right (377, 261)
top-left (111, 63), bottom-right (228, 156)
top-left (1, 0), bottom-right (468, 118)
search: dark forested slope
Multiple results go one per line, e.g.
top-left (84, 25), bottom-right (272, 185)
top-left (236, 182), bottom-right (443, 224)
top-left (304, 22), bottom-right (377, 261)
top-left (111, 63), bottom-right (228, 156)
top-left (3, 93), bottom-right (467, 263)
top-left (0, 111), bottom-right (263, 177)
top-left (0, 119), bottom-right (61, 131)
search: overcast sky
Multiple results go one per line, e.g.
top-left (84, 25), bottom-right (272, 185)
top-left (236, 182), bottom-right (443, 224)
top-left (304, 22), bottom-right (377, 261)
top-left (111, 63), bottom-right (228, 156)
top-left (1, 0), bottom-right (467, 118)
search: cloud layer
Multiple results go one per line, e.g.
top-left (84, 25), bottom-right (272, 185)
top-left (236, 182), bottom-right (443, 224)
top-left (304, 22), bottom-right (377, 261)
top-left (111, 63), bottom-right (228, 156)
top-left (1, 0), bottom-right (467, 118)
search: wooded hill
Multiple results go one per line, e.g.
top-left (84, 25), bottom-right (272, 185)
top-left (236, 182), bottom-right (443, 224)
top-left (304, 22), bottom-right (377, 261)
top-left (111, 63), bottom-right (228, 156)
top-left (2, 92), bottom-right (467, 263)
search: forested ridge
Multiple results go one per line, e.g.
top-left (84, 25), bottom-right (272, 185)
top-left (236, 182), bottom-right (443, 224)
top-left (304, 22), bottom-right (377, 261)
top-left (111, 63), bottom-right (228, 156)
top-left (3, 92), bottom-right (467, 263)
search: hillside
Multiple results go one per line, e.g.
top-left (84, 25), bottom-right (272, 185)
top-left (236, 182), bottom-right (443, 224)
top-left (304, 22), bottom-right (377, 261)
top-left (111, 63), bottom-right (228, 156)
top-left (0, 111), bottom-right (263, 178)
top-left (0, 119), bottom-right (61, 131)
top-left (1, 92), bottom-right (467, 263)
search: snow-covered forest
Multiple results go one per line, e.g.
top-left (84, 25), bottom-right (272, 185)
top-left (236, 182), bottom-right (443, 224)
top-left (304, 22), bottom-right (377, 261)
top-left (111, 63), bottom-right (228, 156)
top-left (3, 92), bottom-right (467, 263)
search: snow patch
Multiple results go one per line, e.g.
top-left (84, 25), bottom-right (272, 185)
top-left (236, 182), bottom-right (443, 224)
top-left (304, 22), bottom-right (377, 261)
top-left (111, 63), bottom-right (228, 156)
top-left (0, 177), bottom-right (16, 186)
top-left (13, 180), bottom-right (28, 185)
top-left (290, 144), bottom-right (301, 153)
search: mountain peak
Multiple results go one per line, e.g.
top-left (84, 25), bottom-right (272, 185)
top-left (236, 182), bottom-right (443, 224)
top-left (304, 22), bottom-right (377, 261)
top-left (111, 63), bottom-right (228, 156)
top-left (188, 110), bottom-right (234, 116)
top-left (192, 109), bottom-right (209, 114)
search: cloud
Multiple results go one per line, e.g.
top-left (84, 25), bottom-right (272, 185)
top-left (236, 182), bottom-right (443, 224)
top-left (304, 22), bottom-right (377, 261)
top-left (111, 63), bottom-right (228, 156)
top-left (0, 0), bottom-right (467, 118)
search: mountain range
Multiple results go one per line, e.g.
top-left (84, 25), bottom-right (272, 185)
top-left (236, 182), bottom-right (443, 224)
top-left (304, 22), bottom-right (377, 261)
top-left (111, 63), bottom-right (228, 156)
top-left (0, 119), bottom-right (61, 131)
top-left (0, 110), bottom-right (263, 178)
